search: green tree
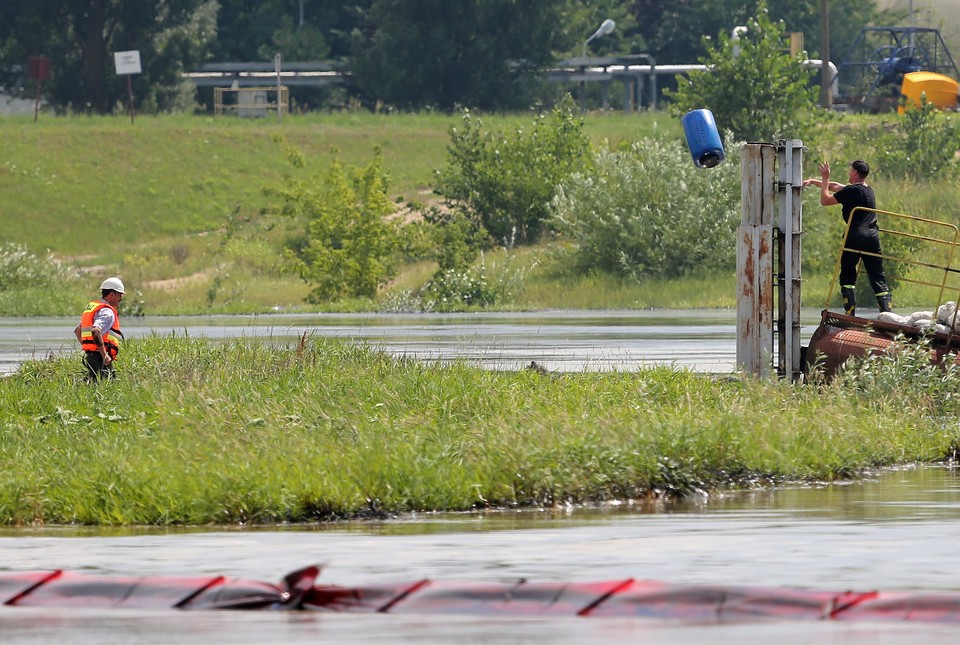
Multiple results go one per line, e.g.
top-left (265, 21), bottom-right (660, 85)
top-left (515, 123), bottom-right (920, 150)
top-left (435, 95), bottom-right (590, 246)
top-left (667, 2), bottom-right (819, 141)
top-left (767, 0), bottom-right (898, 84)
top-left (559, 0), bottom-right (645, 57)
top-left (271, 150), bottom-right (399, 302)
top-left (630, 0), bottom-right (755, 64)
top-left (351, 0), bottom-right (566, 110)
top-left (262, 17), bottom-right (329, 61)
top-left (0, 0), bottom-right (215, 113)
top-left (874, 97), bottom-right (960, 181)
top-left (208, 0), bottom-right (358, 61)
top-left (630, 0), bottom-right (889, 76)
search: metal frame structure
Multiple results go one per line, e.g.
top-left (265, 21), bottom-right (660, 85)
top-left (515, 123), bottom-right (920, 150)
top-left (737, 140), bottom-right (804, 381)
top-left (214, 86), bottom-right (289, 117)
top-left (838, 27), bottom-right (960, 109)
top-left (189, 62), bottom-right (347, 88)
top-left (546, 55), bottom-right (658, 112)
top-left (825, 207), bottom-right (960, 322)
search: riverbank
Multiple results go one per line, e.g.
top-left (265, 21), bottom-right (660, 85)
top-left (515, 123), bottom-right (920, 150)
top-left (1, 336), bottom-right (955, 526)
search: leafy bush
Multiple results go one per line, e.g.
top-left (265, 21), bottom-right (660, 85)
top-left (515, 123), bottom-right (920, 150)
top-left (420, 251), bottom-right (525, 312)
top-left (434, 95), bottom-right (590, 245)
top-left (424, 208), bottom-right (486, 273)
top-left (873, 98), bottom-right (960, 181)
top-left (0, 243), bottom-right (84, 316)
top-left (393, 218), bottom-right (435, 264)
top-left (0, 243), bottom-right (75, 290)
top-left (267, 149), bottom-right (400, 303)
top-left (422, 266), bottom-right (500, 311)
top-left (549, 136), bottom-right (742, 279)
top-left (830, 334), bottom-right (960, 417)
top-left (667, 2), bottom-right (820, 141)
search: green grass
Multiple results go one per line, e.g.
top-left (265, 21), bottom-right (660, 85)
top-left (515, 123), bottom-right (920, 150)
top-left (1, 336), bottom-right (956, 526)
top-left (0, 110), bottom-right (685, 315)
top-left (0, 111), bottom-right (673, 255)
top-left (6, 111), bottom-right (960, 528)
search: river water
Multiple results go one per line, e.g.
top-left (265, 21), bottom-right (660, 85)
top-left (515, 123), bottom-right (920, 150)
top-left (4, 308), bottom-right (826, 375)
top-left (2, 311), bottom-right (956, 643)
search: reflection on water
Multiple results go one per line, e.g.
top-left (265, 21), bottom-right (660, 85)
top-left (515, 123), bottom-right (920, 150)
top-left (1, 466), bottom-right (960, 643)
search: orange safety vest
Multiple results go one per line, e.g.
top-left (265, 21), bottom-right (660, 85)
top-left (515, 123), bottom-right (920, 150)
top-left (79, 300), bottom-right (123, 359)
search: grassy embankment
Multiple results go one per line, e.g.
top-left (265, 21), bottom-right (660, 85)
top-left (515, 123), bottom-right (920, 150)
top-left (4, 112), bottom-right (960, 527)
top-left (5, 111), bottom-right (960, 315)
top-left (1, 112), bottom-right (690, 314)
top-left (4, 111), bottom-right (960, 316)
top-left (0, 111), bottom-right (798, 315)
top-left (1, 336), bottom-right (956, 526)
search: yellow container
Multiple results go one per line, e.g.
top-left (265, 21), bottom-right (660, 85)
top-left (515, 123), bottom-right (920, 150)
top-left (899, 71), bottom-right (959, 113)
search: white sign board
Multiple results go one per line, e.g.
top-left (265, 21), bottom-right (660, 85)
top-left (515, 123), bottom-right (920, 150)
top-left (114, 50), bottom-right (142, 76)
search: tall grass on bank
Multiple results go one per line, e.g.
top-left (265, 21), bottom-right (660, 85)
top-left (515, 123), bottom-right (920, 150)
top-left (1, 336), bottom-right (957, 526)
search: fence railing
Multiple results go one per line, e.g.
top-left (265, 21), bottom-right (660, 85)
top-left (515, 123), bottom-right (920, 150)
top-left (826, 206), bottom-right (960, 315)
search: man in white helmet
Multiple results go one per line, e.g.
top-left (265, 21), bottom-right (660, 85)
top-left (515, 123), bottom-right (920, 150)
top-left (74, 277), bottom-right (126, 381)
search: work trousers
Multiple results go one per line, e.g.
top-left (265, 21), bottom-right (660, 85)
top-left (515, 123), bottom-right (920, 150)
top-left (840, 233), bottom-right (890, 296)
top-left (82, 351), bottom-right (115, 382)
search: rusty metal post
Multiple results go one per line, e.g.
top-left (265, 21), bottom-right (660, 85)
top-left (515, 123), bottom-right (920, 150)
top-left (777, 140), bottom-right (805, 381)
top-left (737, 143), bottom-right (776, 377)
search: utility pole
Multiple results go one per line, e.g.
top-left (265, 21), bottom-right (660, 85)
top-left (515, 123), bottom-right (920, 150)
top-left (820, 0), bottom-right (832, 108)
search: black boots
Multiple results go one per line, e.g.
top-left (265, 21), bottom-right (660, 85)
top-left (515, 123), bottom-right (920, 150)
top-left (841, 288), bottom-right (892, 316)
top-left (841, 287), bottom-right (856, 316)
top-left (876, 293), bottom-right (893, 313)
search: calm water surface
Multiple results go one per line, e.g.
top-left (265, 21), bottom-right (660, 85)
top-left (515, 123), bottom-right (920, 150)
top-left (2, 466), bottom-right (960, 643)
top-left (5, 309), bottom-right (824, 375)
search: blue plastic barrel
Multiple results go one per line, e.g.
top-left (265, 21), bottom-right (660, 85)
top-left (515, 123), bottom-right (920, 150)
top-left (681, 109), bottom-right (724, 168)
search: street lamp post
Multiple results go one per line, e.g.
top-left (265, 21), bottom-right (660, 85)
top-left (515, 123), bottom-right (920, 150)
top-left (820, 0), bottom-right (831, 108)
top-left (582, 18), bottom-right (616, 59)
top-left (580, 19), bottom-right (616, 111)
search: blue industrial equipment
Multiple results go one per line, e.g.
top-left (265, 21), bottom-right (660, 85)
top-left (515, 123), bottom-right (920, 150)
top-left (838, 27), bottom-right (959, 112)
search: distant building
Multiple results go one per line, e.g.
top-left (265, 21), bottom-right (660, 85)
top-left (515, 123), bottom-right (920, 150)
top-left (0, 93), bottom-right (36, 115)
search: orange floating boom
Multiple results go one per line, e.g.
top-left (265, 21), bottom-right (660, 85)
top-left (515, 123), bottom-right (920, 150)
top-left (5, 566), bottom-right (960, 623)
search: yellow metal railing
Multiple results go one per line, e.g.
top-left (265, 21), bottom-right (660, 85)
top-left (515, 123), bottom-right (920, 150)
top-left (825, 206), bottom-right (960, 320)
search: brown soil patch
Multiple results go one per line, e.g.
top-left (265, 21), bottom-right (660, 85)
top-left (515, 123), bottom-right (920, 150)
top-left (145, 271), bottom-right (209, 292)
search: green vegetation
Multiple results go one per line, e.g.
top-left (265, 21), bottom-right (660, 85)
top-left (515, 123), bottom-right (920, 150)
top-left (436, 96), bottom-right (590, 245)
top-left (4, 105), bottom-right (960, 317)
top-left (4, 102), bottom-right (960, 527)
top-left (874, 97), bottom-right (960, 180)
top-left (551, 136), bottom-right (742, 279)
top-left (668, 2), bottom-right (820, 141)
top-left (0, 336), bottom-right (956, 526)
top-left (271, 149), bottom-right (400, 302)
top-left (0, 1), bottom-right (902, 115)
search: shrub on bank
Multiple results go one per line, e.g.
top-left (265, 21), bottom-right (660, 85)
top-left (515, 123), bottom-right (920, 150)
top-left (434, 95), bottom-right (590, 246)
top-left (550, 137), bottom-right (742, 280)
top-left (0, 243), bottom-right (84, 316)
top-left (268, 150), bottom-right (401, 302)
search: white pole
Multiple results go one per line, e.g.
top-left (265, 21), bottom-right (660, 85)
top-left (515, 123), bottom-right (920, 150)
top-left (777, 140), bottom-right (805, 381)
top-left (275, 53), bottom-right (282, 125)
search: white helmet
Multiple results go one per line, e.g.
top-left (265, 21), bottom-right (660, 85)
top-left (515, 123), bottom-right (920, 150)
top-left (100, 277), bottom-right (126, 294)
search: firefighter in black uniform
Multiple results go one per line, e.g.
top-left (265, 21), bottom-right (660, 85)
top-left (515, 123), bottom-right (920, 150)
top-left (803, 160), bottom-right (892, 316)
